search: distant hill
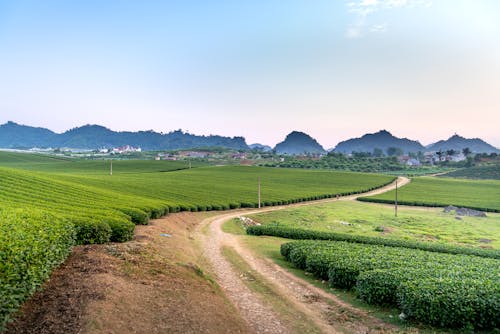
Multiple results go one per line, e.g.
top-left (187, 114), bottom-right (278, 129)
top-left (0, 121), bottom-right (249, 150)
top-left (333, 130), bottom-right (424, 154)
top-left (274, 131), bottom-right (326, 155)
top-left (427, 134), bottom-right (499, 153)
top-left (249, 143), bottom-right (272, 152)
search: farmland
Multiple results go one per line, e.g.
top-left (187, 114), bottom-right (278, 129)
top-left (440, 164), bottom-right (500, 180)
top-left (281, 240), bottom-right (499, 329)
top-left (0, 152), bottom-right (395, 330)
top-left (359, 176), bottom-right (500, 212)
top-left (247, 200), bottom-right (500, 248)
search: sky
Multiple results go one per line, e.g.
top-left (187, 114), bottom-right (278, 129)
top-left (0, 0), bottom-right (499, 148)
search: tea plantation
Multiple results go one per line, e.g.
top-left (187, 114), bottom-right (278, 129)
top-left (359, 176), bottom-right (500, 212)
top-left (0, 153), bottom-right (394, 329)
top-left (281, 240), bottom-right (499, 329)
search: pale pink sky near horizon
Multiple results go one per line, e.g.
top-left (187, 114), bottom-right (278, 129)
top-left (1, 0), bottom-right (499, 148)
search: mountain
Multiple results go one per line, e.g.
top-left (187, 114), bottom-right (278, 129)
top-left (333, 130), bottom-right (424, 154)
top-left (427, 134), bottom-right (499, 153)
top-left (249, 143), bottom-right (272, 152)
top-left (0, 122), bottom-right (249, 151)
top-left (0, 121), bottom-right (57, 148)
top-left (274, 131), bottom-right (326, 155)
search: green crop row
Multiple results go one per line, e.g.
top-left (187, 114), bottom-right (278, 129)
top-left (0, 166), bottom-right (394, 244)
top-left (0, 208), bottom-right (75, 331)
top-left (359, 177), bottom-right (500, 212)
top-left (281, 240), bottom-right (500, 329)
top-left (246, 225), bottom-right (500, 259)
top-left (357, 197), bottom-right (500, 213)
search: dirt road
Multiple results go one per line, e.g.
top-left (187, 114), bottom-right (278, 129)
top-left (196, 177), bottom-right (410, 334)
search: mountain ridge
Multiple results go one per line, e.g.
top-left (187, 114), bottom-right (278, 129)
top-left (0, 121), bottom-right (248, 151)
top-left (274, 131), bottom-right (326, 155)
top-left (333, 130), bottom-right (425, 154)
top-left (426, 134), bottom-right (498, 153)
top-left (0, 121), bottom-right (498, 153)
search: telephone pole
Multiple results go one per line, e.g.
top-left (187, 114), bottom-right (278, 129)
top-left (258, 177), bottom-right (261, 208)
top-left (110, 160), bottom-right (113, 176)
top-left (395, 178), bottom-right (398, 217)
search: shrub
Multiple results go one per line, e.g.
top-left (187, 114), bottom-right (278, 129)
top-left (73, 219), bottom-right (111, 244)
top-left (247, 225), bottom-right (500, 259)
top-left (0, 209), bottom-right (75, 330)
top-left (107, 219), bottom-right (135, 242)
top-left (117, 207), bottom-right (148, 225)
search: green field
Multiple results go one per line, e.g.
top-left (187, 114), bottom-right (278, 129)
top-left (359, 176), bottom-right (500, 212)
top-left (0, 151), bottom-right (201, 173)
top-left (248, 201), bottom-right (500, 248)
top-left (0, 152), bottom-right (395, 329)
top-left (440, 164), bottom-right (500, 180)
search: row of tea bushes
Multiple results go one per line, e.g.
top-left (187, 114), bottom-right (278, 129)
top-left (0, 209), bottom-right (75, 330)
top-left (281, 240), bottom-right (499, 329)
top-left (247, 225), bottom-right (500, 259)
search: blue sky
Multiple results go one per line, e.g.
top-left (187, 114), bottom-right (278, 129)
top-left (0, 0), bottom-right (499, 147)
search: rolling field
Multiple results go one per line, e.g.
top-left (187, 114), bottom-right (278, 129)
top-left (359, 176), bottom-right (500, 212)
top-left (0, 151), bottom-right (202, 174)
top-left (0, 152), bottom-right (394, 329)
top-left (248, 201), bottom-right (500, 249)
top-left (440, 164), bottom-right (500, 180)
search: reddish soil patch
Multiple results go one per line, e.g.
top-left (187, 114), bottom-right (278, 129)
top-left (4, 245), bottom-right (111, 334)
top-left (6, 212), bottom-right (249, 334)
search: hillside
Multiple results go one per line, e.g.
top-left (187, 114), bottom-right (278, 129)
top-left (0, 121), bottom-right (249, 150)
top-left (333, 130), bottom-right (424, 154)
top-left (427, 134), bottom-right (499, 153)
top-left (274, 131), bottom-right (326, 155)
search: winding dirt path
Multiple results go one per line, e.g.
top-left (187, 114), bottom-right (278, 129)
top-left (196, 177), bottom-right (410, 334)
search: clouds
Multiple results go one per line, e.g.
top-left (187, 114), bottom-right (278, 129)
top-left (345, 0), bottom-right (432, 38)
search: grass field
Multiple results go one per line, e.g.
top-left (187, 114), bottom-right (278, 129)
top-left (440, 164), bottom-right (500, 180)
top-left (359, 176), bottom-right (500, 212)
top-left (248, 201), bottom-right (500, 248)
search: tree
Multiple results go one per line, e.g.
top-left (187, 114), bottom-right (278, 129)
top-left (462, 147), bottom-right (471, 156)
top-left (386, 147), bottom-right (403, 157)
top-left (373, 148), bottom-right (384, 157)
top-left (446, 149), bottom-right (456, 156)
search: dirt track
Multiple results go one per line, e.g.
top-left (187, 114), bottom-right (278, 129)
top-left (196, 177), bottom-right (410, 333)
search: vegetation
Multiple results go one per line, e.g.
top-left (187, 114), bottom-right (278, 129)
top-left (248, 200), bottom-right (500, 248)
top-left (0, 209), bottom-right (75, 331)
top-left (440, 163), bottom-right (500, 180)
top-left (281, 240), bottom-right (499, 329)
top-left (247, 225), bottom-right (500, 259)
top-left (261, 154), bottom-right (451, 175)
top-left (0, 153), bottom-right (394, 328)
top-left (359, 176), bottom-right (500, 212)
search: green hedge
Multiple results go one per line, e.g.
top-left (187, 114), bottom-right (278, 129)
top-left (117, 207), bottom-right (149, 225)
top-left (249, 225), bottom-right (500, 259)
top-left (357, 197), bottom-right (500, 213)
top-left (280, 240), bottom-right (500, 330)
top-left (0, 209), bottom-right (75, 331)
top-left (72, 218), bottom-right (111, 244)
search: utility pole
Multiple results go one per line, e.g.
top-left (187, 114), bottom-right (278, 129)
top-left (110, 160), bottom-right (113, 176)
top-left (395, 178), bottom-right (398, 217)
top-left (189, 160), bottom-right (191, 169)
top-left (258, 177), bottom-right (261, 208)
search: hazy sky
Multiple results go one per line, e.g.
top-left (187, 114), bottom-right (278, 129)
top-left (1, 0), bottom-right (499, 148)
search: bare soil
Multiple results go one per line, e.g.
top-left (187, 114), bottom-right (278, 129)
top-left (6, 212), bottom-right (249, 334)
